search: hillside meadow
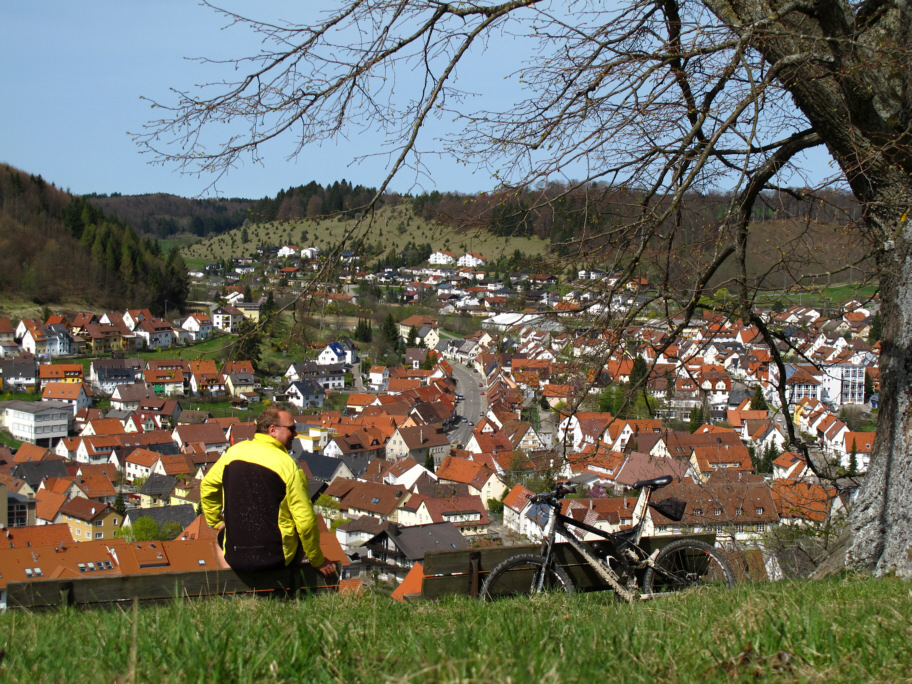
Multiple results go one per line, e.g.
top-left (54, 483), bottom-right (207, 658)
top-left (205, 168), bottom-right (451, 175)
top-left (181, 204), bottom-right (550, 264)
top-left (1, 574), bottom-right (909, 682)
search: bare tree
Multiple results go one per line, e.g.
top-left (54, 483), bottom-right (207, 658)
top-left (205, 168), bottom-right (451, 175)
top-left (137, 0), bottom-right (912, 575)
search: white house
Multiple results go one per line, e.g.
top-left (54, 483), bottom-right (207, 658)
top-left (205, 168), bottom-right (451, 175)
top-left (818, 363), bottom-right (866, 407)
top-left (285, 379), bottom-right (325, 410)
top-left (2, 400), bottom-right (71, 445)
top-left (133, 319), bottom-right (175, 350)
top-left (429, 250), bottom-right (458, 265)
top-left (211, 305), bottom-right (245, 333)
top-left (41, 382), bottom-right (92, 416)
top-left (368, 365), bottom-right (389, 392)
top-left (457, 253), bottom-right (487, 268)
top-left (182, 313), bottom-right (214, 341)
top-left (317, 342), bottom-right (347, 366)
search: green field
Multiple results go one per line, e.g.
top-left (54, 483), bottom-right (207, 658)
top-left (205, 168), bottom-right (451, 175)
top-left (181, 203), bottom-right (550, 263)
top-left (1, 574), bottom-right (909, 682)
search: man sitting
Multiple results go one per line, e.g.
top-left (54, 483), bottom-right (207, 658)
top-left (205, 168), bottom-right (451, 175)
top-left (201, 404), bottom-right (336, 577)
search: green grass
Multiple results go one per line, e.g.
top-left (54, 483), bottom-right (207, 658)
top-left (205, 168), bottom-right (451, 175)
top-left (136, 334), bottom-right (236, 363)
top-left (184, 399), bottom-right (264, 420)
top-left (1, 575), bottom-right (910, 682)
top-left (0, 429), bottom-right (22, 449)
top-left (181, 204), bottom-right (550, 262)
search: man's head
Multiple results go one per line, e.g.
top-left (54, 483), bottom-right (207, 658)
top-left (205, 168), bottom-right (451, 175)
top-left (256, 404), bottom-right (297, 450)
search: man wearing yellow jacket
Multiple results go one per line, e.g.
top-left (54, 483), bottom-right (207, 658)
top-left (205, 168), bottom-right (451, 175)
top-left (201, 404), bottom-right (336, 576)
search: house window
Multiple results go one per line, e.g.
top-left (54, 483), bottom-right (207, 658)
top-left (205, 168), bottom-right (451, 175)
top-left (756, 507), bottom-right (764, 515)
top-left (735, 507), bottom-right (743, 516)
top-left (714, 508), bottom-right (722, 516)
top-left (95, 520), bottom-right (104, 526)
top-left (756, 523), bottom-right (766, 533)
top-left (95, 532), bottom-right (103, 539)
top-left (78, 563), bottom-right (86, 572)
top-left (736, 524), bottom-right (745, 533)
top-left (693, 508), bottom-right (702, 516)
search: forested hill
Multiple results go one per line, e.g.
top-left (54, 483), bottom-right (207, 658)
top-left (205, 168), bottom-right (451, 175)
top-left (86, 179), bottom-right (387, 240)
top-left (0, 164), bottom-right (189, 314)
top-left (87, 177), bottom-right (861, 265)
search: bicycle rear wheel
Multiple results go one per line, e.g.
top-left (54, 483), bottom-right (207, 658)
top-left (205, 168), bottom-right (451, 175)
top-left (479, 554), bottom-right (575, 600)
top-left (643, 539), bottom-right (735, 594)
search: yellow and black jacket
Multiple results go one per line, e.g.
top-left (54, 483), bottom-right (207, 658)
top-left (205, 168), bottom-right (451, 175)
top-left (200, 433), bottom-right (325, 572)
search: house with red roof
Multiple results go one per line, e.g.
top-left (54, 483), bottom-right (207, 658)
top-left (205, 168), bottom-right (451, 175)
top-left (398, 493), bottom-right (490, 536)
top-left (772, 451), bottom-right (810, 480)
top-left (54, 498), bottom-right (120, 542)
top-left (435, 456), bottom-right (507, 507)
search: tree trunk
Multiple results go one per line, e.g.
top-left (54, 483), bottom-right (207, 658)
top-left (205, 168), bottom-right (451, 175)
top-left (846, 189), bottom-right (912, 576)
top-left (703, 0), bottom-right (912, 576)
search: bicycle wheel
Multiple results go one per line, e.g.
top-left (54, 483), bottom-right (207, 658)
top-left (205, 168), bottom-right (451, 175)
top-left (479, 554), bottom-right (575, 600)
top-left (643, 539), bottom-right (735, 594)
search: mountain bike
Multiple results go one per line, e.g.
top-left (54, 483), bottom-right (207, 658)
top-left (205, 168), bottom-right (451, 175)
top-left (479, 475), bottom-right (735, 602)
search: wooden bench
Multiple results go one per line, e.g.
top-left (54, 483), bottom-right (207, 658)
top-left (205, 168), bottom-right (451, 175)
top-left (6, 563), bottom-right (339, 610)
top-left (420, 536), bottom-right (717, 600)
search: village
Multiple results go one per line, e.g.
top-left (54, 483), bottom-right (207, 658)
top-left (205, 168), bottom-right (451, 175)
top-left (0, 242), bottom-right (880, 605)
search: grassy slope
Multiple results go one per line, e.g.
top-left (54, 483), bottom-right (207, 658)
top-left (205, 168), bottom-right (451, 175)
top-left (181, 204), bottom-right (550, 263)
top-left (2, 575), bottom-right (910, 682)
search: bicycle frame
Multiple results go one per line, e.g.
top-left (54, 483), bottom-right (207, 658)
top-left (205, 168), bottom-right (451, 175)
top-left (536, 485), bottom-right (661, 603)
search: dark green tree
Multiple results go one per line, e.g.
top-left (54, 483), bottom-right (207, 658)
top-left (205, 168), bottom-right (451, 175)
top-left (354, 318), bottom-right (373, 343)
top-left (688, 405), bottom-right (704, 433)
top-left (848, 439), bottom-right (859, 477)
top-left (596, 385), bottom-right (621, 415)
top-left (406, 326), bottom-right (419, 348)
top-left (263, 290), bottom-right (276, 317)
top-left (868, 312), bottom-right (882, 344)
top-left (751, 385), bottom-right (769, 412)
top-left (114, 492), bottom-right (126, 517)
top-left (629, 356), bottom-right (648, 390)
top-left (232, 318), bottom-right (263, 371)
top-left (382, 314), bottom-right (399, 348)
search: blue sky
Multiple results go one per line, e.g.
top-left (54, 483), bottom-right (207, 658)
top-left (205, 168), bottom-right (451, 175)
top-left (1, 1), bottom-right (501, 199)
top-left (1, 2), bottom-right (838, 200)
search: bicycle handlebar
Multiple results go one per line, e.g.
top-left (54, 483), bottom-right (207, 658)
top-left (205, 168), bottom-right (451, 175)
top-left (528, 483), bottom-right (576, 506)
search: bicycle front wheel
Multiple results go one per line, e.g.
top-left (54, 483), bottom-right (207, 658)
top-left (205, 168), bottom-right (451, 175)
top-left (480, 554), bottom-right (575, 600)
top-left (643, 539), bottom-right (735, 594)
